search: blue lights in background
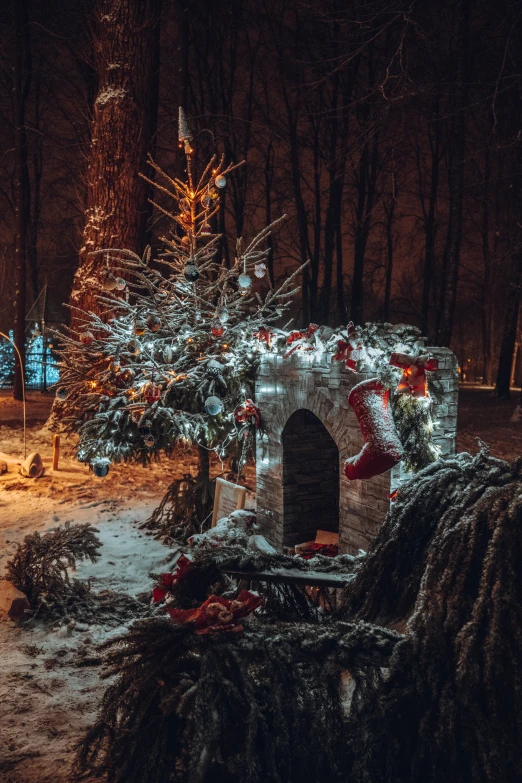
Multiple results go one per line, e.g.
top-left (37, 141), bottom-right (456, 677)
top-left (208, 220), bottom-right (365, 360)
top-left (0, 326), bottom-right (60, 390)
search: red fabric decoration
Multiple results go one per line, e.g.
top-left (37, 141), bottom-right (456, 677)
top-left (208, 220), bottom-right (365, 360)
top-left (254, 326), bottom-right (273, 348)
top-left (389, 352), bottom-right (439, 397)
top-left (152, 555), bottom-right (192, 603)
top-left (332, 340), bottom-right (359, 371)
top-left (144, 382), bottom-right (161, 404)
top-left (284, 323), bottom-right (319, 357)
top-left (345, 378), bottom-right (403, 481)
top-left (168, 589), bottom-right (263, 635)
top-left (234, 399), bottom-right (261, 429)
top-left (331, 322), bottom-right (361, 370)
top-left (297, 543), bottom-right (339, 559)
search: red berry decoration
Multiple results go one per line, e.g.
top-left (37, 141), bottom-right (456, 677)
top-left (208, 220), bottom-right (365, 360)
top-left (144, 382), bottom-right (161, 404)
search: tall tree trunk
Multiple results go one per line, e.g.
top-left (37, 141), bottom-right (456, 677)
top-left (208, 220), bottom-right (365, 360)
top-left (481, 138), bottom-right (493, 385)
top-left (28, 66), bottom-right (42, 305)
top-left (71, 0), bottom-right (162, 324)
top-left (336, 225), bottom-right (347, 324)
top-left (495, 250), bottom-right (522, 399)
top-left (383, 182), bottom-right (396, 322)
top-left (12, 0), bottom-right (32, 401)
top-left (434, 0), bottom-right (473, 346)
top-left (350, 131), bottom-right (379, 325)
top-left (420, 100), bottom-right (441, 339)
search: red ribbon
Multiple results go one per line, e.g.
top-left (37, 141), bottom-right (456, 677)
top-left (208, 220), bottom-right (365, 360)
top-left (234, 399), bottom-right (261, 429)
top-left (152, 554), bottom-right (192, 603)
top-left (389, 352), bottom-right (439, 397)
top-left (284, 324), bottom-right (319, 357)
top-left (254, 326), bottom-right (273, 348)
top-left (297, 543), bottom-right (339, 560)
top-left (168, 589), bottom-right (263, 635)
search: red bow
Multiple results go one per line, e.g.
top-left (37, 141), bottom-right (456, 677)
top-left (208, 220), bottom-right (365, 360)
top-left (284, 324), bottom-right (319, 357)
top-left (332, 340), bottom-right (359, 370)
top-left (168, 589), bottom-right (263, 635)
top-left (254, 326), bottom-right (273, 348)
top-left (152, 554), bottom-right (192, 603)
top-left (389, 352), bottom-right (439, 397)
top-left (234, 399), bottom-right (261, 429)
top-left (332, 323), bottom-right (360, 370)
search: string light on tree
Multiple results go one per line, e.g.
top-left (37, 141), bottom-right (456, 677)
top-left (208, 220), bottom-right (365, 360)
top-left (54, 105), bottom-right (303, 527)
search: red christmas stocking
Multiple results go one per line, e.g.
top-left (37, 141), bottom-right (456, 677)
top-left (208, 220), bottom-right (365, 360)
top-left (345, 378), bottom-right (403, 480)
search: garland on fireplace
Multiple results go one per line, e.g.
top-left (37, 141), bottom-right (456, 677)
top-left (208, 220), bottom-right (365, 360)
top-left (329, 322), bottom-right (444, 474)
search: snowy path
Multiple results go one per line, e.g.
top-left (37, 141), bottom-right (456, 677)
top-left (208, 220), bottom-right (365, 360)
top-left (0, 500), bottom-right (171, 783)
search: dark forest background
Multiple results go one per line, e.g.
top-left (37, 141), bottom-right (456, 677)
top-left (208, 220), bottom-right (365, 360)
top-left (1, 0), bottom-right (522, 397)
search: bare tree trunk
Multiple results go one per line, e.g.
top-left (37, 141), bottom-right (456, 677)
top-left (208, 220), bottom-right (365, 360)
top-left (481, 137), bottom-right (493, 385)
top-left (383, 178), bottom-right (397, 323)
top-left (435, 0), bottom-right (473, 346)
top-left (28, 65), bottom-right (42, 305)
top-left (71, 0), bottom-right (162, 324)
top-left (350, 131), bottom-right (379, 325)
top-left (495, 251), bottom-right (522, 399)
top-left (12, 0), bottom-right (32, 401)
top-left (196, 441), bottom-right (213, 526)
top-left (336, 225), bottom-right (347, 324)
top-left (419, 99), bottom-right (441, 340)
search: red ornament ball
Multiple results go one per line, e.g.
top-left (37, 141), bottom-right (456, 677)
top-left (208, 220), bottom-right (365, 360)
top-left (144, 382), bottom-right (161, 404)
top-left (211, 320), bottom-right (225, 337)
top-left (80, 330), bottom-right (94, 345)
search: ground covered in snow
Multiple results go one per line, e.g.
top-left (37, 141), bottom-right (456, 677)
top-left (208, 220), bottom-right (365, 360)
top-left (0, 391), bottom-right (253, 783)
top-left (0, 386), bottom-right (520, 782)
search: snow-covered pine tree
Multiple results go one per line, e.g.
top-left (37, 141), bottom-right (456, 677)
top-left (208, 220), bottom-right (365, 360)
top-left (55, 108), bottom-right (301, 526)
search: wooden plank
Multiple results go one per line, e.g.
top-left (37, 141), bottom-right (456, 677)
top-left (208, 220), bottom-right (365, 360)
top-left (212, 477), bottom-right (247, 527)
top-left (52, 434), bottom-right (60, 471)
top-left (221, 567), bottom-right (350, 589)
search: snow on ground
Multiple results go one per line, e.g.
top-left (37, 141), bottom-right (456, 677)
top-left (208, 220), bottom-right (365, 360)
top-left (0, 391), bottom-right (253, 783)
top-left (456, 385), bottom-right (522, 460)
top-left (0, 386), bottom-right (520, 782)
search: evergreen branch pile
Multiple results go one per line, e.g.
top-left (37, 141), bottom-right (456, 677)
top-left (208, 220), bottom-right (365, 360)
top-left (75, 450), bottom-right (522, 781)
top-left (145, 472), bottom-right (214, 543)
top-left (6, 523), bottom-right (102, 616)
top-left (74, 618), bottom-right (401, 783)
top-left (341, 448), bottom-right (511, 624)
top-left (343, 448), bottom-right (522, 782)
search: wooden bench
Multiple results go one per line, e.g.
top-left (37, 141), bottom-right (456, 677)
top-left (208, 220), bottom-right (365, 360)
top-left (221, 567), bottom-right (351, 589)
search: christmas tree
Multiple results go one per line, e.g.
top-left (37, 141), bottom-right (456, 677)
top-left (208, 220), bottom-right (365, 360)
top-left (55, 108), bottom-right (301, 526)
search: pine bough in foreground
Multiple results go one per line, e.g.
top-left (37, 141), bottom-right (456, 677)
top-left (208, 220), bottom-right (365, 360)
top-left (75, 449), bottom-right (522, 783)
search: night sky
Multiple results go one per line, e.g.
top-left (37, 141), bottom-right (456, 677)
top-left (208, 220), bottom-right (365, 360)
top-left (1, 0), bottom-right (521, 387)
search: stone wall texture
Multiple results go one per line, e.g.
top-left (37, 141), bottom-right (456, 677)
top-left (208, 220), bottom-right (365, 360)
top-left (255, 348), bottom-right (458, 554)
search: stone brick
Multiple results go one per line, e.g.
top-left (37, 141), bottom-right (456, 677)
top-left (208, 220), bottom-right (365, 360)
top-left (256, 347), bottom-right (458, 553)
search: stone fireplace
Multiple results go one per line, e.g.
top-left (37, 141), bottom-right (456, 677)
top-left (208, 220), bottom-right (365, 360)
top-left (255, 348), bottom-right (458, 554)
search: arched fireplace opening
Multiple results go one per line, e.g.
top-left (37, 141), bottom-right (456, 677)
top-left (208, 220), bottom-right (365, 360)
top-left (282, 408), bottom-right (340, 548)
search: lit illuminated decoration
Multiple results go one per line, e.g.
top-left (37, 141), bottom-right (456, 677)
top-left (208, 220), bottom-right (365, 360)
top-left (0, 326), bottom-right (60, 389)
